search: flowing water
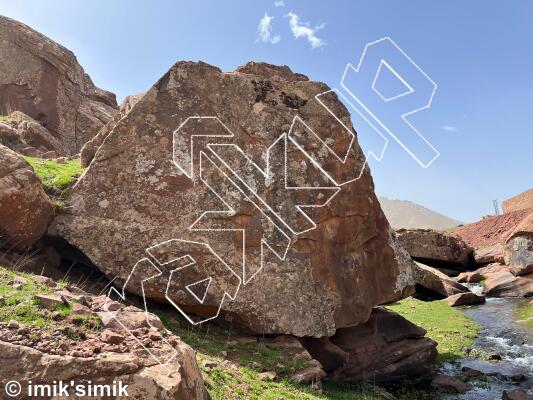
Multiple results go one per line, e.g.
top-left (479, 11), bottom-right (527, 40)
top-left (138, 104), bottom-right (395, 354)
top-left (441, 291), bottom-right (532, 400)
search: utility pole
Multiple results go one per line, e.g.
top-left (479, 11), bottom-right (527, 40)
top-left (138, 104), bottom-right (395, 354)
top-left (493, 200), bottom-right (499, 215)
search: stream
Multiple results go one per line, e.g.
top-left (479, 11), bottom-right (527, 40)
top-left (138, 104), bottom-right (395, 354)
top-left (441, 289), bottom-right (532, 399)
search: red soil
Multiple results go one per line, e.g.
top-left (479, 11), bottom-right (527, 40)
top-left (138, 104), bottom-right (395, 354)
top-left (454, 208), bottom-right (532, 248)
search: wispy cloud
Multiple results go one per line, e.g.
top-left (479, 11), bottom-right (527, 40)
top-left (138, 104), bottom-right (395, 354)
top-left (257, 12), bottom-right (281, 44)
top-left (285, 12), bottom-right (325, 49)
top-left (274, 0), bottom-right (285, 7)
top-left (441, 125), bottom-right (459, 132)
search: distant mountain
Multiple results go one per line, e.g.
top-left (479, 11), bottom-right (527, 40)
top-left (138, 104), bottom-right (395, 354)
top-left (378, 196), bottom-right (462, 230)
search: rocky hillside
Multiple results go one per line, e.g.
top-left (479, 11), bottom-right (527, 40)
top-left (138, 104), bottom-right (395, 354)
top-left (503, 188), bottom-right (533, 213)
top-left (0, 16), bottom-right (118, 155)
top-left (378, 196), bottom-right (462, 230)
top-left (454, 208), bottom-right (532, 248)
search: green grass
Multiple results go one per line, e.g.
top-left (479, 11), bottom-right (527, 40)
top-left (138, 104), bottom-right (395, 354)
top-left (21, 156), bottom-right (84, 206)
top-left (515, 301), bottom-right (533, 328)
top-left (0, 115), bottom-right (15, 125)
top-left (155, 309), bottom-right (393, 400)
top-left (387, 297), bottom-right (479, 362)
top-left (202, 362), bottom-right (388, 400)
top-left (0, 266), bottom-right (56, 328)
top-left (0, 265), bottom-right (99, 334)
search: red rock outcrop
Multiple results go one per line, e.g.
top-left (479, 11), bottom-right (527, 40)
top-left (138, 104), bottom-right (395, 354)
top-left (0, 16), bottom-right (118, 154)
top-left (50, 61), bottom-right (416, 337)
top-left (302, 308), bottom-right (437, 382)
top-left (0, 144), bottom-right (53, 249)
top-left (396, 228), bottom-right (473, 270)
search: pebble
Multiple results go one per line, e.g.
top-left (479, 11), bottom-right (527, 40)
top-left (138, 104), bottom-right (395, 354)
top-left (7, 320), bottom-right (19, 329)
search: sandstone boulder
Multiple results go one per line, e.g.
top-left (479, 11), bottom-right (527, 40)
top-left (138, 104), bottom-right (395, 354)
top-left (502, 389), bottom-right (533, 400)
top-left (431, 374), bottom-right (469, 393)
top-left (0, 16), bottom-right (118, 155)
top-left (396, 228), bottom-right (472, 270)
top-left (50, 61), bottom-right (416, 337)
top-left (0, 144), bottom-right (53, 249)
top-left (504, 212), bottom-right (533, 276)
top-left (484, 271), bottom-right (533, 297)
top-left (302, 308), bottom-right (437, 382)
top-left (474, 243), bottom-right (503, 265)
top-left (0, 329), bottom-right (207, 400)
top-left (9, 111), bottom-right (64, 153)
top-left (0, 121), bottom-right (19, 149)
top-left (475, 262), bottom-right (508, 277)
top-left (456, 271), bottom-right (483, 284)
top-left (412, 262), bottom-right (469, 299)
top-left (446, 292), bottom-right (485, 307)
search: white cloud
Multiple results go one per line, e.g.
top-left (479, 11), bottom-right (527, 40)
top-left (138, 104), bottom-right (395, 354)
top-left (274, 0), bottom-right (285, 6)
top-left (257, 12), bottom-right (281, 44)
top-left (441, 125), bottom-right (459, 132)
top-left (285, 12), bottom-right (325, 49)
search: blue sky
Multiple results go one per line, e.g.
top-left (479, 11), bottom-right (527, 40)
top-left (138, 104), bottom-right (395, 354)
top-left (1, 0), bottom-right (532, 223)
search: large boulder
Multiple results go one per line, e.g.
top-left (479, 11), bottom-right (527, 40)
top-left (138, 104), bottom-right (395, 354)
top-left (50, 61), bottom-right (416, 337)
top-left (0, 121), bottom-right (19, 149)
top-left (504, 212), bottom-right (533, 276)
top-left (9, 111), bottom-right (64, 153)
top-left (446, 292), bottom-right (485, 307)
top-left (412, 261), bottom-right (469, 299)
top-left (0, 144), bottom-right (53, 249)
top-left (484, 271), bottom-right (533, 297)
top-left (473, 243), bottom-right (503, 265)
top-left (396, 228), bottom-right (472, 270)
top-left (0, 16), bottom-right (118, 155)
top-left (301, 308), bottom-right (437, 382)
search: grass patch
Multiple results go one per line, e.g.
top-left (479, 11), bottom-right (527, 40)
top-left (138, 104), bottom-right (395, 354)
top-left (387, 297), bottom-right (479, 362)
top-left (0, 266), bottom-right (55, 329)
top-left (202, 362), bottom-right (388, 400)
top-left (21, 156), bottom-right (84, 206)
top-left (515, 301), bottom-right (533, 328)
top-left (155, 309), bottom-right (307, 375)
top-left (155, 309), bottom-right (427, 400)
top-left (0, 265), bottom-right (100, 334)
top-left (0, 115), bottom-right (15, 125)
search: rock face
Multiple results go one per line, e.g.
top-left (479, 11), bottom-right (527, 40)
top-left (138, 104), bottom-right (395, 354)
top-left (474, 243), bottom-right (503, 265)
top-left (0, 144), bottom-right (53, 249)
top-left (0, 341), bottom-right (207, 400)
top-left (504, 212), bottom-right (533, 276)
top-left (11, 111), bottom-right (64, 150)
top-left (80, 92), bottom-right (144, 167)
top-left (484, 271), bottom-right (533, 297)
top-left (50, 61), bottom-right (416, 337)
top-left (302, 308), bottom-right (437, 382)
top-left (412, 262), bottom-right (469, 299)
top-left (0, 16), bottom-right (118, 155)
top-left (396, 228), bottom-right (472, 270)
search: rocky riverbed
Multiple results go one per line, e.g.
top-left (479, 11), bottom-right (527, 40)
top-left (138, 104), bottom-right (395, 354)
top-left (442, 297), bottom-right (532, 399)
